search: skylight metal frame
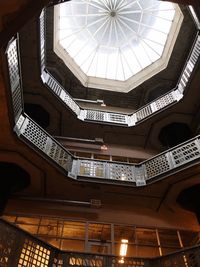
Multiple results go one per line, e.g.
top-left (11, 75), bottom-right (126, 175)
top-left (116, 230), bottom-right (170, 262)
top-left (54, 0), bottom-right (183, 92)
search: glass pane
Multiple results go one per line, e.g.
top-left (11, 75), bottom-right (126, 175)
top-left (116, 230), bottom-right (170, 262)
top-left (180, 230), bottom-right (200, 247)
top-left (16, 216), bottom-right (40, 225)
top-left (90, 243), bottom-right (111, 254)
top-left (114, 225), bottom-right (135, 242)
top-left (57, 0), bottom-right (177, 82)
top-left (17, 224), bottom-right (38, 234)
top-left (88, 223), bottom-right (111, 241)
top-left (158, 229), bottom-right (180, 248)
top-left (63, 221), bottom-right (85, 239)
top-left (40, 237), bottom-right (61, 249)
top-left (38, 224), bottom-right (62, 237)
top-left (2, 215), bottom-right (17, 223)
top-left (162, 247), bottom-right (181, 255)
top-left (135, 245), bottom-right (160, 258)
top-left (136, 228), bottom-right (157, 246)
top-left (61, 239), bottom-right (85, 252)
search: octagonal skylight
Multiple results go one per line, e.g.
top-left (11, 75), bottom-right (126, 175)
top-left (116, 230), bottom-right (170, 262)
top-left (54, 0), bottom-right (183, 92)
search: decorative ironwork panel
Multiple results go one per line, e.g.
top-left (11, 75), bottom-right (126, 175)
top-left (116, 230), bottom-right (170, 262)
top-left (145, 154), bottom-right (171, 179)
top-left (135, 165), bottom-right (146, 186)
top-left (18, 239), bottom-right (51, 267)
top-left (19, 117), bottom-right (72, 171)
top-left (46, 74), bottom-right (80, 115)
top-left (136, 105), bottom-right (152, 122)
top-left (153, 247), bottom-right (200, 267)
top-left (108, 163), bottom-right (135, 182)
top-left (178, 35), bottom-right (200, 92)
top-left (154, 92), bottom-right (175, 111)
top-left (46, 74), bottom-right (62, 96)
top-left (79, 160), bottom-right (105, 178)
top-left (112, 257), bottom-right (149, 267)
top-left (86, 110), bottom-right (105, 122)
top-left (40, 10), bottom-right (45, 71)
top-left (53, 258), bottom-right (64, 267)
top-left (68, 255), bottom-right (104, 267)
top-left (12, 84), bottom-right (22, 119)
top-left (20, 118), bottom-right (49, 152)
top-left (108, 113), bottom-right (127, 124)
top-left (7, 38), bottom-right (22, 121)
top-left (171, 140), bottom-right (200, 167)
top-left (186, 249), bottom-right (200, 266)
top-left (47, 140), bottom-right (72, 171)
top-left (7, 39), bottom-right (20, 91)
top-left (60, 90), bottom-right (80, 116)
top-left (0, 220), bottom-right (18, 266)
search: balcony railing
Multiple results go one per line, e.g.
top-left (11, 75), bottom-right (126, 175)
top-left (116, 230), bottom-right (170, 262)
top-left (5, 33), bottom-right (200, 186)
top-left (39, 9), bottom-right (200, 127)
top-left (0, 219), bottom-right (200, 267)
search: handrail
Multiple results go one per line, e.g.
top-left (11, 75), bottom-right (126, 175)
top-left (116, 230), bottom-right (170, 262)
top-left (39, 8), bottom-right (200, 127)
top-left (0, 218), bottom-right (200, 267)
top-left (5, 34), bottom-right (200, 186)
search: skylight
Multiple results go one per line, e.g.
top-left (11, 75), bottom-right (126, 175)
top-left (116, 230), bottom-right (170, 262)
top-left (54, 0), bottom-right (183, 92)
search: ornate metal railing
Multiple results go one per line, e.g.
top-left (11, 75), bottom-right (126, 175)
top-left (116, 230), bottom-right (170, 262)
top-left (5, 34), bottom-right (200, 186)
top-left (152, 245), bottom-right (200, 267)
top-left (39, 8), bottom-right (200, 127)
top-left (0, 219), bottom-right (57, 267)
top-left (14, 114), bottom-right (73, 172)
top-left (6, 35), bottom-right (23, 123)
top-left (1, 219), bottom-right (200, 267)
top-left (71, 135), bottom-right (200, 186)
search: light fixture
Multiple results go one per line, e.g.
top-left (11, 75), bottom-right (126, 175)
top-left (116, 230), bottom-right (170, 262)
top-left (101, 145), bottom-right (108, 151)
top-left (120, 239), bottom-right (128, 257)
top-left (119, 239), bottom-right (128, 264)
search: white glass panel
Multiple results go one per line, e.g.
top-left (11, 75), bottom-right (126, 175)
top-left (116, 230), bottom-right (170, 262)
top-left (57, 0), bottom-right (177, 82)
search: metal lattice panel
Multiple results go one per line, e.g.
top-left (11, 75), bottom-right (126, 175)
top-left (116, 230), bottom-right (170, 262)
top-left (61, 91), bottom-right (80, 115)
top-left (178, 36), bottom-right (200, 92)
top-left (12, 84), bottom-right (22, 120)
top-left (171, 140), bottom-right (200, 167)
top-left (79, 160), bottom-right (105, 178)
top-left (46, 75), bottom-right (62, 96)
top-left (7, 39), bottom-right (20, 91)
top-left (45, 74), bottom-right (81, 115)
top-left (154, 92), bottom-right (175, 111)
top-left (136, 105), bottom-right (152, 122)
top-left (18, 239), bottom-right (50, 267)
top-left (108, 163), bottom-right (135, 182)
top-left (48, 141), bottom-right (72, 171)
top-left (68, 256), bottom-right (104, 267)
top-left (53, 258), bottom-right (63, 267)
top-left (40, 10), bottom-right (45, 71)
top-left (145, 155), bottom-right (171, 179)
top-left (21, 118), bottom-right (49, 152)
top-left (7, 38), bottom-right (23, 120)
top-left (186, 250), bottom-right (200, 266)
top-left (112, 257), bottom-right (149, 267)
top-left (108, 113), bottom-right (127, 124)
top-left (0, 222), bottom-right (18, 266)
top-left (134, 166), bottom-right (146, 186)
top-left (86, 110), bottom-right (105, 122)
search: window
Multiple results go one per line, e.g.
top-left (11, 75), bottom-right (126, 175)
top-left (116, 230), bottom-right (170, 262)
top-left (54, 0), bottom-right (183, 92)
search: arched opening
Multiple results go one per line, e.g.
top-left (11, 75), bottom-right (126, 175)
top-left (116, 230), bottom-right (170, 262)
top-left (0, 162), bottom-right (30, 214)
top-left (177, 184), bottom-right (200, 224)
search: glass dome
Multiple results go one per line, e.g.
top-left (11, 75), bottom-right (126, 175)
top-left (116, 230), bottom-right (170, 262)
top-left (54, 0), bottom-right (183, 92)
